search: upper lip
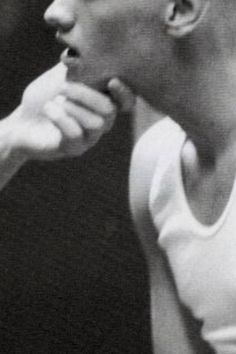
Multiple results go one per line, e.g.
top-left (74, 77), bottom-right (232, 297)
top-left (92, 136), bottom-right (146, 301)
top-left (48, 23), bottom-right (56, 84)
top-left (56, 33), bottom-right (80, 56)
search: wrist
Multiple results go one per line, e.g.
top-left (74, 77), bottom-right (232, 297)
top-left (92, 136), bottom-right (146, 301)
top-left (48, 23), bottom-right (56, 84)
top-left (0, 108), bottom-right (28, 167)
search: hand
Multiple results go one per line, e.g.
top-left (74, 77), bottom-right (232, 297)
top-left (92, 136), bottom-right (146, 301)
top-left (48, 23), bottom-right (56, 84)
top-left (6, 65), bottom-right (135, 161)
top-left (45, 78), bottom-right (135, 158)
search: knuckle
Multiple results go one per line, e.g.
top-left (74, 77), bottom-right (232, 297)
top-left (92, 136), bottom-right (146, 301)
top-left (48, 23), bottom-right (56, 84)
top-left (105, 103), bottom-right (117, 118)
top-left (46, 127), bottom-right (62, 150)
top-left (94, 117), bottom-right (105, 130)
top-left (89, 117), bottom-right (105, 132)
top-left (45, 103), bottom-right (64, 122)
top-left (38, 129), bottom-right (62, 152)
top-left (70, 125), bottom-right (84, 140)
top-left (82, 116), bottom-right (105, 132)
top-left (74, 127), bottom-right (84, 139)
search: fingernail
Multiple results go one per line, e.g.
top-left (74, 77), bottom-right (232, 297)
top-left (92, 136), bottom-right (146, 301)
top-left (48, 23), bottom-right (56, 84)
top-left (108, 78), bottom-right (121, 90)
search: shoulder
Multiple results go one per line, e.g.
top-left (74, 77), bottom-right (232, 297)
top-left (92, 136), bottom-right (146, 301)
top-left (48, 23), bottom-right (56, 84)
top-left (130, 117), bottom-right (181, 196)
top-left (131, 117), bottom-right (181, 167)
top-left (129, 117), bottom-right (181, 222)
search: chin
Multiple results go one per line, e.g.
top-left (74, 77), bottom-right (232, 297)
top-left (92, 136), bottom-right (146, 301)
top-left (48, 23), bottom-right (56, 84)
top-left (66, 65), bottom-right (112, 93)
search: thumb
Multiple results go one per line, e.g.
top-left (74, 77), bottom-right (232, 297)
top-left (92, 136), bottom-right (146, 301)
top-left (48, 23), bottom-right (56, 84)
top-left (22, 63), bottom-right (67, 115)
top-left (107, 78), bottom-right (136, 113)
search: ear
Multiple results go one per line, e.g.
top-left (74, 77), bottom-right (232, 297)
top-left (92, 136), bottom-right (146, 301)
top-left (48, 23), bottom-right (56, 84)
top-left (165, 0), bottom-right (210, 38)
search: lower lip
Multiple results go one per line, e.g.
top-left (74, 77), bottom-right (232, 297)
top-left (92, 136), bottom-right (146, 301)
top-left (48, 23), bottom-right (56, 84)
top-left (60, 49), bottom-right (80, 67)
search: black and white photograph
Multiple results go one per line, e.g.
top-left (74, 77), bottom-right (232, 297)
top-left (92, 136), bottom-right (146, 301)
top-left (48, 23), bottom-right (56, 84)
top-left (0, 0), bottom-right (233, 353)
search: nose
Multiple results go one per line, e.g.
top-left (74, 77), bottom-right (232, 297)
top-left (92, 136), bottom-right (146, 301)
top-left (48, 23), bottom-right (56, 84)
top-left (44, 1), bottom-right (75, 32)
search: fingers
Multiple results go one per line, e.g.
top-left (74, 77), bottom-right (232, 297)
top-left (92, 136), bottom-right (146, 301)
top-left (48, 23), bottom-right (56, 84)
top-left (63, 82), bottom-right (117, 118)
top-left (44, 95), bottom-right (109, 137)
top-left (108, 78), bottom-right (136, 113)
top-left (44, 97), bottom-right (84, 140)
top-left (43, 94), bottom-right (108, 157)
top-left (64, 100), bottom-right (105, 130)
top-left (63, 79), bottom-right (135, 115)
top-left (21, 78), bottom-right (135, 160)
top-left (22, 63), bottom-right (67, 114)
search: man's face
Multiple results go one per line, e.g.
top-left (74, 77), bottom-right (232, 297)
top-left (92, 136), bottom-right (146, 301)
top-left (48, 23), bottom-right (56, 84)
top-left (45, 0), bottom-right (167, 102)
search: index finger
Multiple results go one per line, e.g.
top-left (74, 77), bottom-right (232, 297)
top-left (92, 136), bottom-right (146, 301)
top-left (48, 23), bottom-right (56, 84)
top-left (63, 82), bottom-right (116, 118)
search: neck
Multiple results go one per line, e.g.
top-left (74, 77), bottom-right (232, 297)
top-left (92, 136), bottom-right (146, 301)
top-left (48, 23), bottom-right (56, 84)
top-left (158, 59), bottom-right (236, 166)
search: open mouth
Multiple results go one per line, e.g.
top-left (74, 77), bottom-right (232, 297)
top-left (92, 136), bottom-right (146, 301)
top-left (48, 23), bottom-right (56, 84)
top-left (67, 47), bottom-right (80, 58)
top-left (57, 34), bottom-right (81, 65)
top-left (61, 46), bottom-right (81, 66)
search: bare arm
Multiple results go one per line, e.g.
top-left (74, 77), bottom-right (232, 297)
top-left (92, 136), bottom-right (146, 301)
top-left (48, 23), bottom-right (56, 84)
top-left (0, 64), bottom-right (134, 191)
top-left (129, 121), bottom-right (198, 354)
top-left (0, 108), bottom-right (27, 190)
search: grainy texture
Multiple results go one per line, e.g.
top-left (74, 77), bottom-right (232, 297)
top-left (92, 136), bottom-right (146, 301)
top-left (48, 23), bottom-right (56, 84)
top-left (0, 1), bottom-right (152, 353)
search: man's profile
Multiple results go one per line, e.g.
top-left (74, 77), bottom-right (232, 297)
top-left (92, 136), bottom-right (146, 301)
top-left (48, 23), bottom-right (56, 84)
top-left (1, 0), bottom-right (236, 353)
top-left (44, 0), bottom-right (236, 353)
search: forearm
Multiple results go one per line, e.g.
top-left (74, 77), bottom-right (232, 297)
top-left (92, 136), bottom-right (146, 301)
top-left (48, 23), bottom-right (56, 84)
top-left (0, 108), bottom-right (27, 191)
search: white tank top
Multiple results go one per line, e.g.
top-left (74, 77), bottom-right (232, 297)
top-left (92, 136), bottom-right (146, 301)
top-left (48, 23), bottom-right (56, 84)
top-left (148, 118), bottom-right (236, 354)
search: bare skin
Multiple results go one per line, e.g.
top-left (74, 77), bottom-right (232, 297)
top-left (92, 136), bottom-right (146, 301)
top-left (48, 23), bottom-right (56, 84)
top-left (42, 0), bottom-right (236, 353)
top-left (0, 63), bottom-right (134, 191)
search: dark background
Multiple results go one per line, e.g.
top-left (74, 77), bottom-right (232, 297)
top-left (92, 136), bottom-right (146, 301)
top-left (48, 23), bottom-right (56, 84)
top-left (0, 1), bottom-right (152, 353)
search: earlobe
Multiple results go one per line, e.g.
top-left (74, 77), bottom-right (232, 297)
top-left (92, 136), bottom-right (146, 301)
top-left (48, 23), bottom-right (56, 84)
top-left (165, 0), bottom-right (209, 38)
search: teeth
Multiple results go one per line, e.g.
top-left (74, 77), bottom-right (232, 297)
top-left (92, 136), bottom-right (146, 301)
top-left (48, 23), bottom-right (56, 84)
top-left (67, 48), bottom-right (79, 57)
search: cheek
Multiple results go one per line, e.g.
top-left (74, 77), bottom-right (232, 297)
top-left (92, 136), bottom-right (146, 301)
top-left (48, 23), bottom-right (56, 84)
top-left (86, 16), bottom-right (128, 57)
top-left (76, 5), bottom-right (164, 94)
top-left (90, 9), bottom-right (160, 61)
